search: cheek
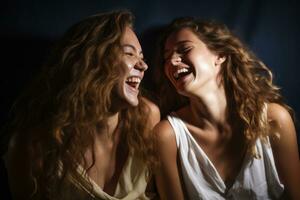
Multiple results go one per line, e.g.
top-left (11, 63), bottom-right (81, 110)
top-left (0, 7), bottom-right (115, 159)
top-left (121, 58), bottom-right (135, 73)
top-left (186, 52), bottom-right (198, 65)
top-left (193, 55), bottom-right (211, 72)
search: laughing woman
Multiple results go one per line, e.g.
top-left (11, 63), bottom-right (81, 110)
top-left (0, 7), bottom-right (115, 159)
top-left (154, 17), bottom-right (300, 199)
top-left (4, 10), bottom-right (160, 200)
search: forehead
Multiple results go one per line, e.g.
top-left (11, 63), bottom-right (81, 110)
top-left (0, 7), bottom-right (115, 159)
top-left (164, 28), bottom-right (200, 49)
top-left (121, 27), bottom-right (142, 50)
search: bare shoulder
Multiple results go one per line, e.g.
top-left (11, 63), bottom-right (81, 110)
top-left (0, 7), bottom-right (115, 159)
top-left (267, 103), bottom-right (295, 138)
top-left (267, 103), bottom-right (293, 124)
top-left (154, 119), bottom-right (176, 145)
top-left (4, 133), bottom-right (25, 168)
top-left (141, 97), bottom-right (161, 127)
top-left (267, 102), bottom-right (298, 153)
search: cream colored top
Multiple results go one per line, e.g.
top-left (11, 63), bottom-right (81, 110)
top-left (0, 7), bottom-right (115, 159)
top-left (60, 152), bottom-right (151, 200)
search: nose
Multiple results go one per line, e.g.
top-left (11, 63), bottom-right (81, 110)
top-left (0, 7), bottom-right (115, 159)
top-left (135, 59), bottom-right (148, 72)
top-left (170, 54), bottom-right (182, 66)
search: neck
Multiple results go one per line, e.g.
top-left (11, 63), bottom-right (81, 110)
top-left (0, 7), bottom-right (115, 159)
top-left (188, 85), bottom-right (227, 127)
top-left (95, 112), bottom-right (121, 142)
top-left (106, 112), bottom-right (120, 137)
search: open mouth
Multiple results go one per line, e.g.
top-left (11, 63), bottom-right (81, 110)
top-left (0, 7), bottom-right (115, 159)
top-left (173, 67), bottom-right (193, 80)
top-left (125, 76), bottom-right (141, 90)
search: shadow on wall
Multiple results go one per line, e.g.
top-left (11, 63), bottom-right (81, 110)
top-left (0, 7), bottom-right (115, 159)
top-left (140, 25), bottom-right (165, 103)
top-left (0, 35), bottom-right (55, 155)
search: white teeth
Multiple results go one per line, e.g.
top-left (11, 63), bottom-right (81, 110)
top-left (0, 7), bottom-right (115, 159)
top-left (126, 77), bottom-right (141, 83)
top-left (173, 68), bottom-right (189, 79)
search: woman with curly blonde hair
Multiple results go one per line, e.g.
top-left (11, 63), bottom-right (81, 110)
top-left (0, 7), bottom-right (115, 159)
top-left (4, 10), bottom-right (160, 200)
top-left (154, 17), bottom-right (299, 199)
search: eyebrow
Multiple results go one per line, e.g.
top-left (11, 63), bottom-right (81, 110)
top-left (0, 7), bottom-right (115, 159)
top-left (122, 44), bottom-right (143, 56)
top-left (164, 40), bottom-right (192, 56)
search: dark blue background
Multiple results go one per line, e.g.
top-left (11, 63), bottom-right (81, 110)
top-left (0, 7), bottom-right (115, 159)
top-left (0, 0), bottom-right (299, 198)
top-left (1, 0), bottom-right (299, 139)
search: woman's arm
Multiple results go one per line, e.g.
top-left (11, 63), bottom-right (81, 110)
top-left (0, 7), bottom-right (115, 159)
top-left (154, 120), bottom-right (185, 200)
top-left (4, 134), bottom-right (34, 200)
top-left (268, 103), bottom-right (300, 200)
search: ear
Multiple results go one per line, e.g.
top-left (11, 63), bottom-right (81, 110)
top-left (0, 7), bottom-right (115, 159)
top-left (215, 56), bottom-right (226, 66)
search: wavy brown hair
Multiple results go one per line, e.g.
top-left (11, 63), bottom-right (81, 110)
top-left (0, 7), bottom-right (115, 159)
top-left (156, 17), bottom-right (294, 157)
top-left (7, 10), bottom-right (155, 199)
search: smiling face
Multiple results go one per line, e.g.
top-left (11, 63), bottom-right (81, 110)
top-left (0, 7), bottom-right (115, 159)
top-left (114, 27), bottom-right (148, 107)
top-left (164, 28), bottom-right (225, 97)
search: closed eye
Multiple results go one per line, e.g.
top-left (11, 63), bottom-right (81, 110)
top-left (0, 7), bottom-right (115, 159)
top-left (163, 46), bottom-right (192, 61)
top-left (124, 51), bottom-right (146, 64)
top-left (178, 46), bottom-right (192, 54)
top-left (125, 52), bottom-right (135, 56)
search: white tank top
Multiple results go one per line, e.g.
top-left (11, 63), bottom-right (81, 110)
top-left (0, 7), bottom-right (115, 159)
top-left (167, 114), bottom-right (284, 200)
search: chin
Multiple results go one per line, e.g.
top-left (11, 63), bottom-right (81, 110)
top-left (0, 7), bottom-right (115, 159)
top-left (128, 99), bottom-right (139, 107)
top-left (111, 85), bottom-right (139, 109)
top-left (123, 83), bottom-right (140, 107)
top-left (123, 94), bottom-right (139, 107)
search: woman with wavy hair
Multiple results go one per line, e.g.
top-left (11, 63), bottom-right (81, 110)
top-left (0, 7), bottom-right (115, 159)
top-left (154, 17), bottom-right (299, 199)
top-left (4, 10), bottom-right (160, 200)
